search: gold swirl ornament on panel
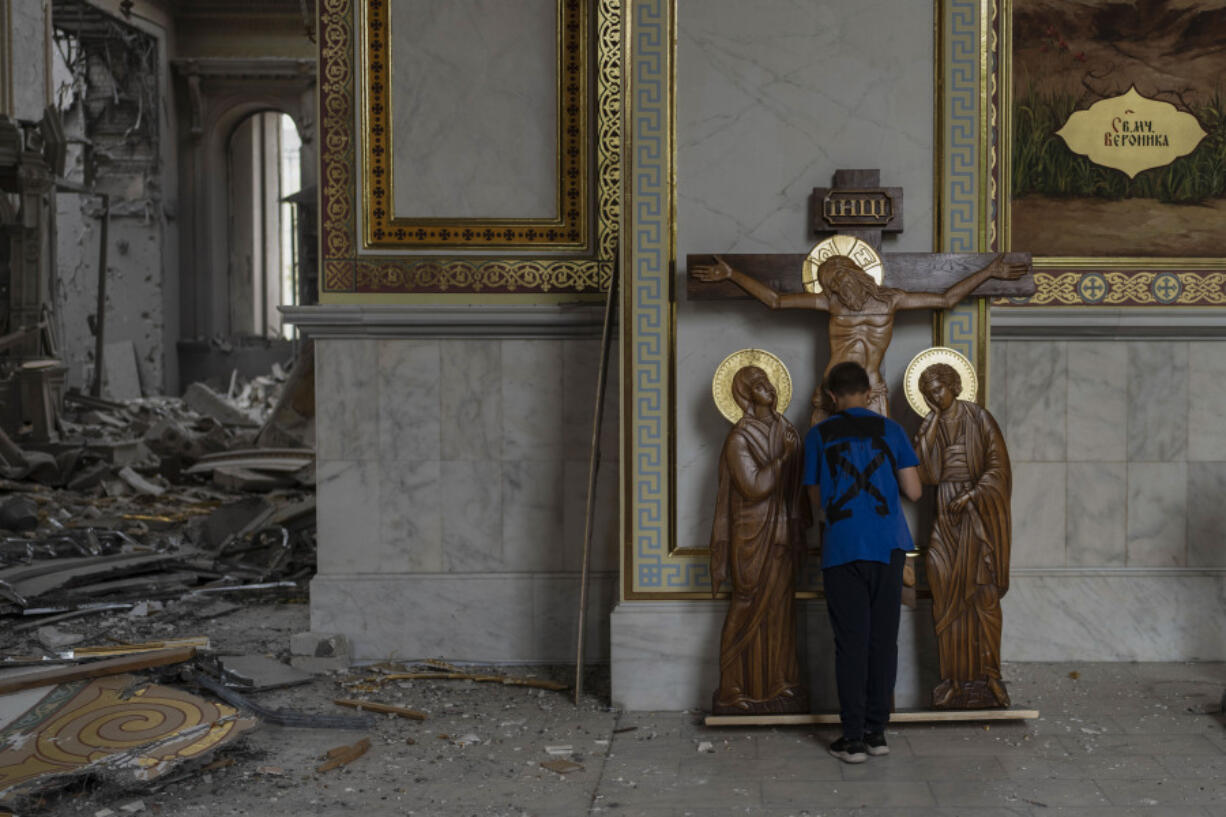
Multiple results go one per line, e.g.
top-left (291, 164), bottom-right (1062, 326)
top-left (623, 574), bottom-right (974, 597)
top-left (904, 346), bottom-right (978, 417)
top-left (802, 234), bottom-right (884, 293)
top-left (712, 349), bottom-right (793, 423)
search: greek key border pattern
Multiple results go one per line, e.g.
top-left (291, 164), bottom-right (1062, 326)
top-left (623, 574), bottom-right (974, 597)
top-left (941, 303), bottom-right (979, 360)
top-left (318, 0), bottom-right (621, 294)
top-left (626, 0), bottom-right (707, 595)
top-left (941, 0), bottom-right (982, 254)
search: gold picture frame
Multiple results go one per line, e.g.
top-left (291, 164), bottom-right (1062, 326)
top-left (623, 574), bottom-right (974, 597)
top-left (319, 0), bottom-right (621, 296)
top-left (994, 0), bottom-right (1226, 307)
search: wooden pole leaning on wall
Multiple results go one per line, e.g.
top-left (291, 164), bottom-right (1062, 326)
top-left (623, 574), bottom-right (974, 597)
top-left (575, 252), bottom-right (619, 706)
top-left (89, 192), bottom-right (109, 398)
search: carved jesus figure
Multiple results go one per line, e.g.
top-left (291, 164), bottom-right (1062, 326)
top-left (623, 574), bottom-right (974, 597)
top-left (692, 254), bottom-right (1026, 423)
top-left (914, 362), bottom-right (1012, 709)
top-left (709, 365), bottom-right (810, 715)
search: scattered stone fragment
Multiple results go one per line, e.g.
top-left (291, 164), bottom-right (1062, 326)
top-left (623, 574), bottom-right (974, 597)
top-left (117, 466), bottom-right (166, 497)
top-left (544, 745), bottom-right (574, 756)
top-left (0, 495), bottom-right (39, 531)
top-left (118, 801), bottom-right (145, 814)
top-left (696, 741), bottom-right (715, 753)
top-left (183, 382), bottom-right (260, 427)
top-left (290, 631), bottom-right (351, 673)
top-left (540, 759), bottom-right (583, 775)
top-left (36, 624), bottom-right (86, 651)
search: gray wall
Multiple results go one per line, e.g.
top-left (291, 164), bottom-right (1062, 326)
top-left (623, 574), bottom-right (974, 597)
top-left (310, 334), bottom-right (619, 662)
top-left (673, 0), bottom-right (935, 558)
top-left (992, 339), bottom-right (1226, 571)
top-left (989, 335), bottom-right (1226, 660)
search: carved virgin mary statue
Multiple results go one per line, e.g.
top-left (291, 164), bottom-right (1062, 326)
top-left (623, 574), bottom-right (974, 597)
top-left (709, 363), bottom-right (810, 714)
top-left (914, 362), bottom-right (1012, 709)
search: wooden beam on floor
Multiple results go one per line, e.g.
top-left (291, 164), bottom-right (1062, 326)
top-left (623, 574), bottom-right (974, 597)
top-left (0, 646), bottom-right (197, 696)
top-left (705, 709), bottom-right (1040, 727)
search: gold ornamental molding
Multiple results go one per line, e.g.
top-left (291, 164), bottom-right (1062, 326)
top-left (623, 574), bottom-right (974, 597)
top-left (361, 0), bottom-right (589, 251)
top-left (320, 0), bottom-right (620, 296)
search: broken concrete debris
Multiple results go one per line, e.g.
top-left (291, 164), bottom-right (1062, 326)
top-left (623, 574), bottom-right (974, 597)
top-left (0, 354), bottom-right (328, 809)
top-left (290, 631), bottom-right (351, 674)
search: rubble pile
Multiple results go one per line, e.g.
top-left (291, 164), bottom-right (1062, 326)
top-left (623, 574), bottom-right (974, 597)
top-left (0, 356), bottom-right (316, 623)
top-left (0, 353), bottom-right (324, 812)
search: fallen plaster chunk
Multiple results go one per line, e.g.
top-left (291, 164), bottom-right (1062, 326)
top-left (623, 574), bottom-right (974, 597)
top-left (545, 745), bottom-right (574, 756)
top-left (182, 382), bottom-right (260, 427)
top-left (36, 625), bottom-right (86, 651)
top-left (117, 466), bottom-right (165, 497)
top-left (220, 654), bottom-right (312, 692)
top-left (290, 631), bottom-right (350, 673)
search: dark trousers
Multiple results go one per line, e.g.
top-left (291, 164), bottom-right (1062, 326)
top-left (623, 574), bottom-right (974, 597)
top-left (822, 549), bottom-right (906, 740)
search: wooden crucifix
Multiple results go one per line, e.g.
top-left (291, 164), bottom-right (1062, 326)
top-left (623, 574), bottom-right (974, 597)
top-left (688, 170), bottom-right (1035, 423)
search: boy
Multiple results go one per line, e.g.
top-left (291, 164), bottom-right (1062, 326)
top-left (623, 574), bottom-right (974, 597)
top-left (803, 361), bottom-right (921, 763)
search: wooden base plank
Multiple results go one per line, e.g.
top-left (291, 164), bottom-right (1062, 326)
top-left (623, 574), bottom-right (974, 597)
top-left (705, 709), bottom-right (1039, 727)
top-left (0, 647), bottom-right (197, 696)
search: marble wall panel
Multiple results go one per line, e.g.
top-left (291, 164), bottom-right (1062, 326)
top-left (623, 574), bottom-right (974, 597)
top-left (1186, 462), bottom-right (1226, 568)
top-left (311, 574), bottom-right (618, 662)
top-left (1066, 341), bottom-right (1127, 462)
top-left (440, 341), bottom-right (502, 461)
top-left (561, 459), bottom-right (620, 574)
top-left (1004, 341), bottom-right (1067, 462)
top-left (1066, 462), bottom-right (1127, 566)
top-left (562, 339), bottom-right (601, 455)
top-left (1126, 341), bottom-right (1188, 462)
top-left (1011, 462), bottom-right (1067, 567)
top-left (501, 459), bottom-right (566, 571)
top-left (1187, 342), bottom-right (1226, 461)
top-left (313, 575), bottom-right (534, 661)
top-left (501, 340), bottom-right (565, 462)
top-left (1127, 462), bottom-right (1187, 566)
top-left (532, 573), bottom-right (618, 661)
top-left (440, 460), bottom-right (504, 572)
top-left (988, 341), bottom-right (1008, 432)
top-left (1002, 574), bottom-right (1226, 661)
top-left (316, 459), bottom-right (382, 573)
top-left (389, 0), bottom-right (557, 219)
top-left (377, 340), bottom-right (440, 462)
top-left (316, 339), bottom-right (380, 460)
top-left (379, 458), bottom-right (443, 572)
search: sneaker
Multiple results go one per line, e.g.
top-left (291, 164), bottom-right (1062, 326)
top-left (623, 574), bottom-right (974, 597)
top-left (828, 737), bottom-right (868, 764)
top-left (864, 731), bottom-right (889, 756)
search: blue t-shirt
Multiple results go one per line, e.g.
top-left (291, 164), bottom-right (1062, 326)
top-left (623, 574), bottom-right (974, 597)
top-left (802, 407), bottom-right (919, 568)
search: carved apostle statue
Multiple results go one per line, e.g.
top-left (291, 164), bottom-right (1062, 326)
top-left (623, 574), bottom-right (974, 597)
top-left (709, 365), bottom-right (810, 714)
top-left (914, 363), bottom-right (1012, 709)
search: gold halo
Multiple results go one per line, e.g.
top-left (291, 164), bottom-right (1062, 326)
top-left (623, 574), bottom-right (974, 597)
top-left (802, 235), bottom-right (884, 294)
top-left (904, 346), bottom-right (979, 417)
top-left (711, 349), bottom-right (793, 423)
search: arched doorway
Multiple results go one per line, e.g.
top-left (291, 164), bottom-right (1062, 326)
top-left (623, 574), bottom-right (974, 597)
top-left (226, 110), bottom-right (302, 339)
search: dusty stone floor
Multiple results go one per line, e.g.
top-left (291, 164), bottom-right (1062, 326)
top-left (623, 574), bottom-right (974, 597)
top-left (4, 601), bottom-right (1225, 817)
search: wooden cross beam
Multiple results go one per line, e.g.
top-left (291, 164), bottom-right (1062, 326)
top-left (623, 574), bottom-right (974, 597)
top-left (686, 251), bottom-right (1035, 301)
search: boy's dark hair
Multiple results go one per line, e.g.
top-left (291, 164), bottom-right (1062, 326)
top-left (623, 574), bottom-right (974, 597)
top-left (825, 361), bottom-right (871, 396)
